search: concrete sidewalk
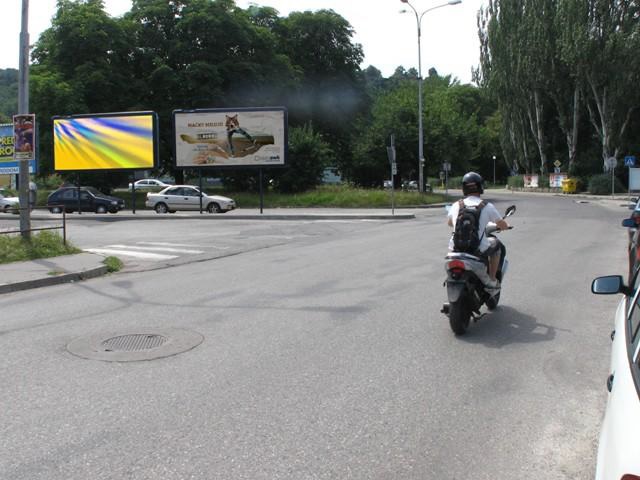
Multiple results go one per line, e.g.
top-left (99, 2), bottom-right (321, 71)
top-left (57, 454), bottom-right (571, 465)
top-left (0, 252), bottom-right (108, 294)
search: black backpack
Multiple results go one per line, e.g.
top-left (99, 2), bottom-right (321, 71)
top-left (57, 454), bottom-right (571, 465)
top-left (452, 199), bottom-right (486, 253)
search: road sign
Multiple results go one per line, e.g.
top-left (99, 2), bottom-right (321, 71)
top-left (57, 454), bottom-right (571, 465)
top-left (605, 157), bottom-right (617, 170)
top-left (625, 155), bottom-right (636, 167)
top-left (442, 162), bottom-right (451, 172)
top-left (554, 167), bottom-right (561, 174)
top-left (553, 160), bottom-right (561, 168)
top-left (386, 146), bottom-right (396, 164)
top-left (392, 163), bottom-right (397, 175)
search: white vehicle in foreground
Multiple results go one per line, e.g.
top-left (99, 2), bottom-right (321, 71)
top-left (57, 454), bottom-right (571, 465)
top-left (145, 185), bottom-right (236, 214)
top-left (0, 189), bottom-right (19, 213)
top-left (591, 274), bottom-right (640, 480)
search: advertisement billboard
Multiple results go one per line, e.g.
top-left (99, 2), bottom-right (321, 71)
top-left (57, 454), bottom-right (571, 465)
top-left (0, 123), bottom-right (37, 174)
top-left (53, 111), bottom-right (158, 171)
top-left (549, 173), bottom-right (567, 188)
top-left (173, 107), bottom-right (287, 168)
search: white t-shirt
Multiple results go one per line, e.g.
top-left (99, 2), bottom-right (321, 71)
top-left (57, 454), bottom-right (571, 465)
top-left (447, 196), bottom-right (502, 252)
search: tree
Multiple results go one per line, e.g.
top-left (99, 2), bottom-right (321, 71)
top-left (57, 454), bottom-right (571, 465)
top-left (271, 124), bottom-right (335, 193)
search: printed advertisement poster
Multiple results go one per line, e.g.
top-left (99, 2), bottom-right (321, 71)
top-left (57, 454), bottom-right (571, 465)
top-left (13, 114), bottom-right (35, 160)
top-left (0, 123), bottom-right (37, 174)
top-left (523, 174), bottom-right (539, 188)
top-left (174, 108), bottom-right (287, 168)
top-left (549, 173), bottom-right (567, 188)
top-left (53, 112), bottom-right (158, 171)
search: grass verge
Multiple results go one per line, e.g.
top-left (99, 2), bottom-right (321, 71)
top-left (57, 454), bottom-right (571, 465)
top-left (103, 256), bottom-right (123, 273)
top-left (0, 231), bottom-right (81, 265)
top-left (42, 185), bottom-right (448, 210)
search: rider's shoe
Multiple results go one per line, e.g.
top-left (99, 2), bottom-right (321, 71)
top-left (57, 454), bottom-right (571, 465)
top-left (485, 279), bottom-right (501, 296)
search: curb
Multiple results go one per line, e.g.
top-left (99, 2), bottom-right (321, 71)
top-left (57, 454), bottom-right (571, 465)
top-left (24, 212), bottom-right (417, 221)
top-left (0, 264), bottom-right (108, 294)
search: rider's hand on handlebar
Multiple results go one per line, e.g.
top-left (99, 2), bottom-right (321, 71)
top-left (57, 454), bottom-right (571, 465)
top-left (496, 218), bottom-right (509, 231)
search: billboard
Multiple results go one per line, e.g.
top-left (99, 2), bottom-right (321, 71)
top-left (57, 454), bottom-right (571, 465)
top-left (53, 111), bottom-right (158, 171)
top-left (173, 107), bottom-right (287, 168)
top-left (0, 123), bottom-right (37, 174)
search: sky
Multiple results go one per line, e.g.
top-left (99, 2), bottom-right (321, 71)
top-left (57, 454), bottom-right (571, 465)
top-left (1, 0), bottom-right (484, 84)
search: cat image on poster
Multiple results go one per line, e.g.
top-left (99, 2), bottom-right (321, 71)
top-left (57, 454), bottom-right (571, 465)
top-left (225, 114), bottom-right (256, 156)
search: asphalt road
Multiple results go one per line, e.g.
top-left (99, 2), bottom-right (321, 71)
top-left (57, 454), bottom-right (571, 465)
top-left (0, 192), bottom-right (629, 479)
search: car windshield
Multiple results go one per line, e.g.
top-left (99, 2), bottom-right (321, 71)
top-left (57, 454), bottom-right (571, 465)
top-left (84, 187), bottom-right (102, 195)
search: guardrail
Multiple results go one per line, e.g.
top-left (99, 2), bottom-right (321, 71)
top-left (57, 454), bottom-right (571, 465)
top-left (0, 206), bottom-right (67, 245)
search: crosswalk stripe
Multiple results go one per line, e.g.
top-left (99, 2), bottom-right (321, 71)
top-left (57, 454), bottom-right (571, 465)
top-left (136, 241), bottom-right (229, 250)
top-left (106, 244), bottom-right (204, 254)
top-left (86, 248), bottom-right (178, 260)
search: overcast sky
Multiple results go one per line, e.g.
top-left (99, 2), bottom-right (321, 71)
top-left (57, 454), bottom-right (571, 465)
top-left (1, 0), bottom-right (483, 84)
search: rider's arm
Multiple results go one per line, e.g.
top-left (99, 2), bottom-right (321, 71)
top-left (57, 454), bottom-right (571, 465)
top-left (496, 218), bottom-right (509, 230)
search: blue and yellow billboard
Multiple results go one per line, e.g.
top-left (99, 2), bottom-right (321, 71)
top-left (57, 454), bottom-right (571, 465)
top-left (0, 123), bottom-right (37, 174)
top-left (53, 112), bottom-right (158, 171)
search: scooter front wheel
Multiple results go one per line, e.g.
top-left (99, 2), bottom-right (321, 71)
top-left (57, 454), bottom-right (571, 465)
top-left (449, 300), bottom-right (470, 335)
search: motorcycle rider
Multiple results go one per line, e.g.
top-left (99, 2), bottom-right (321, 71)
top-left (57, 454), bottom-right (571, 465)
top-left (447, 172), bottom-right (509, 289)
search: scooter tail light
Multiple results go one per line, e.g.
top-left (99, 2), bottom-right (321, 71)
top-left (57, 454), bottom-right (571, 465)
top-left (447, 259), bottom-right (466, 273)
top-left (621, 475), bottom-right (640, 480)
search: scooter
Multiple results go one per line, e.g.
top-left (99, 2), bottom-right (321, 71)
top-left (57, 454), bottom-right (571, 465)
top-left (441, 205), bottom-right (516, 335)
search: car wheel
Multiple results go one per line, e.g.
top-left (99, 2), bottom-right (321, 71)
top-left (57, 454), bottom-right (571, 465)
top-left (207, 202), bottom-right (222, 213)
top-left (96, 205), bottom-right (107, 214)
top-left (155, 203), bottom-right (168, 214)
top-left (50, 206), bottom-right (62, 214)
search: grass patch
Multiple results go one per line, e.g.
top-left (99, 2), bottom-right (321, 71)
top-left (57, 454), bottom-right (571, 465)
top-left (103, 256), bottom-right (123, 273)
top-left (227, 185), bottom-right (447, 208)
top-left (0, 231), bottom-right (81, 265)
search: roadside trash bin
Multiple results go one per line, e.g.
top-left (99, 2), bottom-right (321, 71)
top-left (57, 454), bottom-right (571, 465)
top-left (562, 178), bottom-right (577, 194)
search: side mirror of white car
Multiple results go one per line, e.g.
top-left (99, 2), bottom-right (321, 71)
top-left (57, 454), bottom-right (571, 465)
top-left (591, 275), bottom-right (632, 296)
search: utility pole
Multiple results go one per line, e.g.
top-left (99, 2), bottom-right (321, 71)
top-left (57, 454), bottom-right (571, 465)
top-left (18, 0), bottom-right (31, 239)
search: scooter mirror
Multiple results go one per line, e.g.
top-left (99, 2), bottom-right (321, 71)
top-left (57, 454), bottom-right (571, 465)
top-left (504, 205), bottom-right (516, 217)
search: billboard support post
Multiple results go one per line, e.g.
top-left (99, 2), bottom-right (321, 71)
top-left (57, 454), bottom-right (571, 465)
top-left (131, 174), bottom-right (136, 214)
top-left (259, 168), bottom-right (264, 215)
top-left (76, 175), bottom-right (81, 215)
top-left (199, 169), bottom-right (203, 214)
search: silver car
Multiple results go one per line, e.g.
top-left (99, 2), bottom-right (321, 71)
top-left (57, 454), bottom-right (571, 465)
top-left (145, 185), bottom-right (236, 214)
top-left (0, 190), bottom-right (19, 213)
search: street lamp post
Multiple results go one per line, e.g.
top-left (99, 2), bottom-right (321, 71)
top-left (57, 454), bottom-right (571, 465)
top-left (493, 155), bottom-right (496, 186)
top-left (18, 0), bottom-right (31, 239)
top-left (400, 0), bottom-right (462, 193)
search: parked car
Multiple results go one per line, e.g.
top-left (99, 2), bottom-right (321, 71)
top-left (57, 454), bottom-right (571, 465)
top-left (47, 186), bottom-right (125, 213)
top-left (128, 178), bottom-right (171, 191)
top-left (0, 189), bottom-right (19, 213)
top-left (622, 197), bottom-right (640, 281)
top-left (145, 185), bottom-right (236, 214)
top-left (591, 273), bottom-right (640, 480)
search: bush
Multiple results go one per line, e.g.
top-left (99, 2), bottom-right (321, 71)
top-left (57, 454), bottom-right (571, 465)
top-left (507, 176), bottom-right (524, 188)
top-left (588, 173), bottom-right (626, 195)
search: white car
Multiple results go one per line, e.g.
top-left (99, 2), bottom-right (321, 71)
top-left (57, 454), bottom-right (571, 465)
top-left (0, 190), bottom-right (19, 213)
top-left (591, 274), bottom-right (640, 479)
top-left (128, 178), bottom-right (171, 191)
top-left (145, 185), bottom-right (235, 214)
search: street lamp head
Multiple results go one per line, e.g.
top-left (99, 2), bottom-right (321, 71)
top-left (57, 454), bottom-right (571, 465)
top-left (448, 0), bottom-right (462, 4)
top-left (400, 0), bottom-right (409, 3)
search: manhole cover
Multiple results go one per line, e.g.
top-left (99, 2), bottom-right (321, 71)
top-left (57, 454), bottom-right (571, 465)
top-left (67, 328), bottom-right (203, 362)
top-left (102, 334), bottom-right (167, 352)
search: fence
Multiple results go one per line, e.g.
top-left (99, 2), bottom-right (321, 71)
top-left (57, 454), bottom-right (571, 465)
top-left (0, 206), bottom-right (67, 245)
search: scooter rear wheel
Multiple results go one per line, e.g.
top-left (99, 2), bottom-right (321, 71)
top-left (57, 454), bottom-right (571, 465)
top-left (449, 300), bottom-right (470, 335)
top-left (486, 291), bottom-right (500, 310)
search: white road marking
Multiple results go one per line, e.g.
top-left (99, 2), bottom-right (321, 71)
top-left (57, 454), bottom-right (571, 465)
top-left (86, 248), bottom-right (178, 260)
top-left (136, 241), bottom-right (229, 250)
top-left (106, 244), bottom-right (204, 254)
